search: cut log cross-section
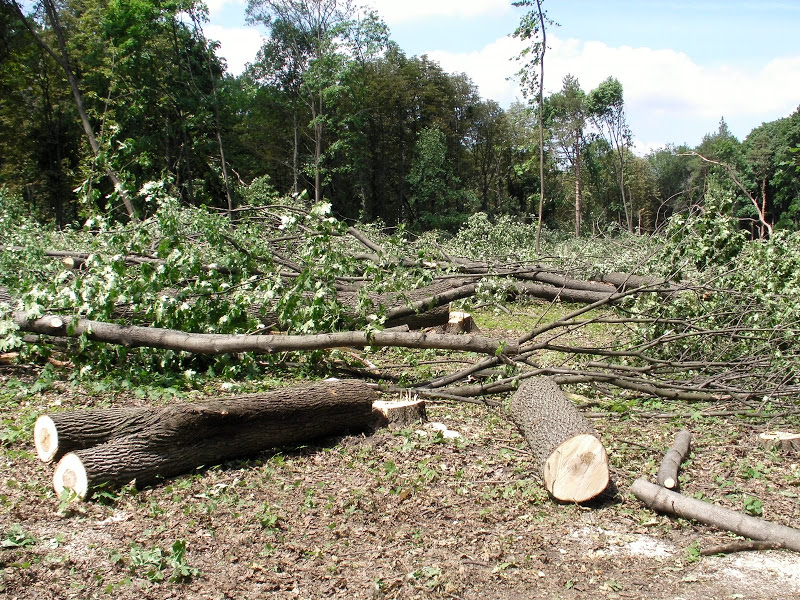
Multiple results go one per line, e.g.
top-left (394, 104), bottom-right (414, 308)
top-left (50, 380), bottom-right (378, 499)
top-left (443, 310), bottom-right (479, 335)
top-left (509, 377), bottom-right (610, 503)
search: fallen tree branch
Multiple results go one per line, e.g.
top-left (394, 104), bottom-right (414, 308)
top-left (631, 478), bottom-right (800, 552)
top-left (12, 312), bottom-right (519, 357)
top-left (656, 429), bottom-right (692, 489)
top-left (700, 540), bottom-right (784, 556)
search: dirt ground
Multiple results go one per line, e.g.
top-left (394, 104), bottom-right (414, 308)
top-left (2, 310), bottom-right (800, 599)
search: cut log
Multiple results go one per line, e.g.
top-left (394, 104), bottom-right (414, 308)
top-left (759, 431), bottom-right (800, 453)
top-left (513, 281), bottom-right (615, 305)
top-left (34, 407), bottom-right (149, 462)
top-left (371, 398), bottom-right (427, 429)
top-left (656, 429), bottom-right (692, 489)
top-left (62, 256), bottom-right (86, 270)
top-left (51, 380), bottom-right (378, 499)
top-left (509, 377), bottom-right (610, 502)
top-left (0, 352), bottom-right (20, 364)
top-left (631, 478), bottom-right (800, 552)
top-left (593, 272), bottom-right (671, 291)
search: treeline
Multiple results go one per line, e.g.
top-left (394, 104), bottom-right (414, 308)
top-left (1, 0), bottom-right (799, 234)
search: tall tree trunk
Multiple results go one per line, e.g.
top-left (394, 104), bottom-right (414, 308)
top-left (617, 144), bottom-right (630, 232)
top-left (533, 0), bottom-right (546, 253)
top-left (293, 108), bottom-right (299, 195)
top-left (574, 134), bottom-right (582, 236)
top-left (12, 0), bottom-right (138, 220)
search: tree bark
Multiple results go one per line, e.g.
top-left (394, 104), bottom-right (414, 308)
top-left (631, 478), bottom-right (800, 552)
top-left (656, 429), bottom-right (691, 490)
top-left (34, 407), bottom-right (150, 463)
top-left (12, 312), bottom-right (519, 357)
top-left (51, 380), bottom-right (378, 499)
top-left (513, 281), bottom-right (613, 305)
top-left (508, 377), bottom-right (610, 502)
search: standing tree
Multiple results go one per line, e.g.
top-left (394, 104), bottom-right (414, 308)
top-left (9, 0), bottom-right (137, 219)
top-left (548, 75), bottom-right (587, 236)
top-left (513, 0), bottom-right (552, 250)
top-left (587, 77), bottom-right (632, 231)
top-left (247, 0), bottom-right (364, 205)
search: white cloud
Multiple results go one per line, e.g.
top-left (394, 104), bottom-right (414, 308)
top-left (205, 24), bottom-right (264, 75)
top-left (426, 36), bottom-right (526, 107)
top-left (204, 0), bottom-right (246, 19)
top-left (366, 0), bottom-right (512, 22)
top-left (428, 33), bottom-right (800, 148)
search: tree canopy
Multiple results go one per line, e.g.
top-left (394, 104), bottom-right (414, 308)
top-left (0, 0), bottom-right (798, 237)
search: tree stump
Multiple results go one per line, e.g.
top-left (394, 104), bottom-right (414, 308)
top-left (443, 311), bottom-right (479, 335)
top-left (509, 377), bottom-right (610, 503)
top-left (759, 431), bottom-right (800, 453)
top-left (50, 380), bottom-right (378, 499)
top-left (372, 398), bottom-right (427, 429)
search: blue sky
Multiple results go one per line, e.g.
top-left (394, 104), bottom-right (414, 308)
top-left (205, 0), bottom-right (800, 153)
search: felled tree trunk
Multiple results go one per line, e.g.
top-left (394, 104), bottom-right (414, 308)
top-left (509, 377), bottom-right (610, 502)
top-left (51, 380), bottom-right (378, 499)
top-left (34, 407), bottom-right (149, 463)
top-left (512, 281), bottom-right (615, 305)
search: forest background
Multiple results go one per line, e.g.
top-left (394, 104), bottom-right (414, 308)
top-left (2, 0), bottom-right (799, 236)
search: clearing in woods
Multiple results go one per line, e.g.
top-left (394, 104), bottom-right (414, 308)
top-left (1, 303), bottom-right (799, 600)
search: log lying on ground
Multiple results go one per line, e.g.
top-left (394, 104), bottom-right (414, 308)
top-left (34, 407), bottom-right (150, 462)
top-left (656, 429), bottom-right (692, 490)
top-left (51, 380), bottom-right (378, 499)
top-left (509, 377), bottom-right (610, 502)
top-left (631, 478), bottom-right (800, 552)
top-left (513, 281), bottom-right (615, 305)
top-left (13, 312), bottom-right (519, 357)
top-left (593, 271), bottom-right (672, 291)
top-left (339, 278), bottom-right (478, 330)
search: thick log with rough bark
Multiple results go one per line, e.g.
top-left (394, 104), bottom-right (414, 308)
top-left (656, 429), bottom-right (692, 489)
top-left (631, 478), bottom-right (800, 552)
top-left (509, 377), bottom-right (610, 502)
top-left (51, 380), bottom-right (378, 499)
top-left (34, 407), bottom-right (149, 462)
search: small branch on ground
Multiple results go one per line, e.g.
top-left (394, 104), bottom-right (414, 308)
top-left (656, 429), bottom-right (692, 490)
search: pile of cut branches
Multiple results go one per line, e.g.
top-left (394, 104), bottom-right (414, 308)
top-left (2, 193), bottom-right (799, 406)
